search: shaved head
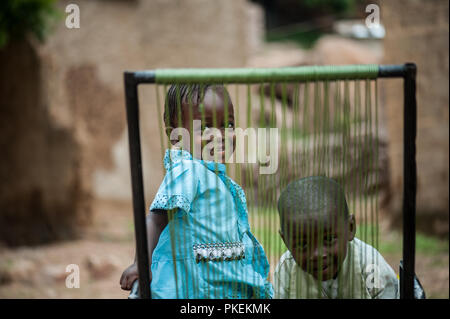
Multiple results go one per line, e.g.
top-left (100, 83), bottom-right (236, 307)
top-left (278, 176), bottom-right (349, 231)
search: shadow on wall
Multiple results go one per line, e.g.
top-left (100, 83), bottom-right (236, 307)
top-left (0, 39), bottom-right (90, 247)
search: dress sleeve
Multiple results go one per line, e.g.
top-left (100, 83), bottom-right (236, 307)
top-left (149, 162), bottom-right (199, 214)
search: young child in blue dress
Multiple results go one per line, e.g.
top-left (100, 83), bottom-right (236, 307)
top-left (120, 84), bottom-right (273, 299)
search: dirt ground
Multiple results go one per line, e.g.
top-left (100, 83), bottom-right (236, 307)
top-left (0, 200), bottom-right (134, 299)
top-left (0, 199), bottom-right (448, 299)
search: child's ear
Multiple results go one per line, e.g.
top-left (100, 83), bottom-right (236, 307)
top-left (165, 127), bottom-right (172, 138)
top-left (348, 214), bottom-right (356, 241)
top-left (165, 127), bottom-right (177, 145)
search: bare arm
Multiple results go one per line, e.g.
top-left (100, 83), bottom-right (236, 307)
top-left (143, 210), bottom-right (169, 264)
top-left (120, 210), bottom-right (169, 290)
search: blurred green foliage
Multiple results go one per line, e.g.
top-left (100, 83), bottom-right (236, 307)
top-left (302, 0), bottom-right (356, 14)
top-left (356, 223), bottom-right (449, 256)
top-left (250, 207), bottom-right (449, 258)
top-left (266, 29), bottom-right (324, 49)
top-left (0, 0), bottom-right (61, 48)
top-left (262, 0), bottom-right (360, 48)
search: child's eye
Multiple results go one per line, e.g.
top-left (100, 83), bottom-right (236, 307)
top-left (293, 242), bottom-right (307, 251)
top-left (324, 237), bottom-right (337, 245)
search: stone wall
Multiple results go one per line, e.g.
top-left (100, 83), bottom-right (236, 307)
top-left (381, 0), bottom-right (449, 236)
top-left (0, 40), bottom-right (89, 246)
top-left (0, 0), bottom-right (260, 246)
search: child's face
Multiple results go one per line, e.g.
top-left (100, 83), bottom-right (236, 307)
top-left (280, 209), bottom-right (355, 281)
top-left (179, 88), bottom-right (235, 163)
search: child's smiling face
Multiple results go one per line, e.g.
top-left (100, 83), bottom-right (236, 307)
top-left (180, 87), bottom-right (235, 163)
top-left (281, 209), bottom-right (355, 281)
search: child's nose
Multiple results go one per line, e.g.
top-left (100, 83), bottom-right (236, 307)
top-left (311, 245), bottom-right (328, 260)
top-left (219, 128), bottom-right (226, 138)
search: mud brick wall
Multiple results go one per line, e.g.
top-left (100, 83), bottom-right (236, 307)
top-left (381, 0), bottom-right (449, 236)
top-left (0, 0), bottom-right (259, 246)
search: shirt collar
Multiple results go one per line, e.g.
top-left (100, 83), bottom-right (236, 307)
top-left (163, 149), bottom-right (226, 175)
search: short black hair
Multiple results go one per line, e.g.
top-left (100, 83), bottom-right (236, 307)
top-left (278, 176), bottom-right (349, 230)
top-left (164, 84), bottom-right (230, 130)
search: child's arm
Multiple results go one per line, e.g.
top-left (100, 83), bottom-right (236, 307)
top-left (120, 210), bottom-right (169, 290)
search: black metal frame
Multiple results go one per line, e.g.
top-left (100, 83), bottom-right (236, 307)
top-left (123, 63), bottom-right (417, 299)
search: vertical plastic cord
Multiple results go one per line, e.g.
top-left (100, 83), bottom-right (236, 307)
top-left (150, 72), bottom-right (389, 299)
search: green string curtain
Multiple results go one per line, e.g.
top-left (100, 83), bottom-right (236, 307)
top-left (151, 65), bottom-right (381, 298)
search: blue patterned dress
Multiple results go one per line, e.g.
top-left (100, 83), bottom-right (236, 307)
top-left (149, 149), bottom-right (273, 299)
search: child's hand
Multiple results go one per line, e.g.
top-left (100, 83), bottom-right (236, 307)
top-left (120, 263), bottom-right (139, 290)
